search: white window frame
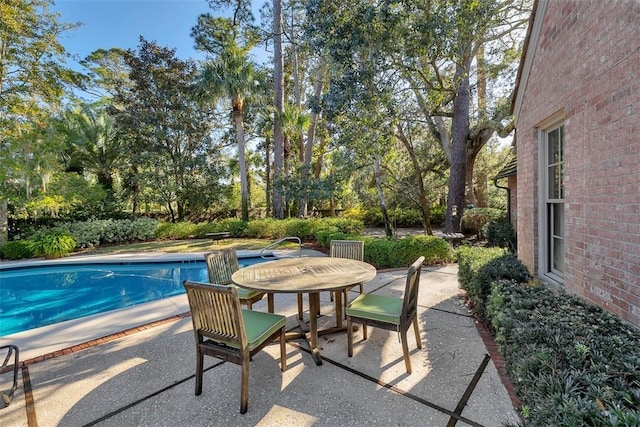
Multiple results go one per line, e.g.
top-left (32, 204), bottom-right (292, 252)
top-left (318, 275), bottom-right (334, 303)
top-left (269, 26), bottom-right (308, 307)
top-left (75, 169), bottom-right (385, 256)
top-left (537, 121), bottom-right (565, 285)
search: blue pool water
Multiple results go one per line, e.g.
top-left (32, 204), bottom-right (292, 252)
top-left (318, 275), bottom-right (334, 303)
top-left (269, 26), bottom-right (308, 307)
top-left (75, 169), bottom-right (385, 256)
top-left (0, 257), bottom-right (270, 336)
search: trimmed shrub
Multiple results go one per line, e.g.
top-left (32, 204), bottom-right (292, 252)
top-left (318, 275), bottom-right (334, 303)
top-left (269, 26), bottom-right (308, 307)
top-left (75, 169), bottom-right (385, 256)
top-left (0, 240), bottom-right (34, 260)
top-left (155, 221), bottom-right (198, 239)
top-left (488, 280), bottom-right (640, 426)
top-left (485, 221), bottom-right (517, 252)
top-left (457, 246), bottom-right (530, 323)
top-left (27, 229), bottom-right (76, 259)
top-left (461, 208), bottom-right (506, 238)
top-left (363, 235), bottom-right (454, 269)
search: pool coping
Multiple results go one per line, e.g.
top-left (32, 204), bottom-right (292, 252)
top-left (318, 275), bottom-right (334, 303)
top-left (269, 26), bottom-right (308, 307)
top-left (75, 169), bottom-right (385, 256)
top-left (0, 249), bottom-right (272, 270)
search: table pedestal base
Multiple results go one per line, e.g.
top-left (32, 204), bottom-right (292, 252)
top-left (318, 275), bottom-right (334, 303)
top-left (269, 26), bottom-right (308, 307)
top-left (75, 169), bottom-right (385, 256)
top-left (283, 291), bottom-right (357, 366)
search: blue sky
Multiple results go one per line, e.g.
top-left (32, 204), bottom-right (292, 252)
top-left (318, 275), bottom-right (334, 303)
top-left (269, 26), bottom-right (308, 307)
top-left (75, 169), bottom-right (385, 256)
top-left (52, 0), bottom-right (269, 67)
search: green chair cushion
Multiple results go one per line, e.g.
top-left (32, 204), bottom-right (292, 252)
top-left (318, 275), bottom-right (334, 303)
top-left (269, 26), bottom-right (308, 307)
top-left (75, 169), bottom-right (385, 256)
top-left (233, 285), bottom-right (264, 301)
top-left (346, 293), bottom-right (402, 325)
top-left (241, 310), bottom-right (286, 351)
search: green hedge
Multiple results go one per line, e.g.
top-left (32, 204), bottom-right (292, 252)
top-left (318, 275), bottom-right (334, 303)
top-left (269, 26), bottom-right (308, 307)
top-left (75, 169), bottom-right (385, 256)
top-left (488, 280), bottom-right (640, 426)
top-left (461, 208), bottom-right (506, 238)
top-left (0, 240), bottom-right (34, 260)
top-left (315, 231), bottom-right (454, 268)
top-left (457, 246), bottom-right (531, 323)
top-left (485, 221), bottom-right (517, 252)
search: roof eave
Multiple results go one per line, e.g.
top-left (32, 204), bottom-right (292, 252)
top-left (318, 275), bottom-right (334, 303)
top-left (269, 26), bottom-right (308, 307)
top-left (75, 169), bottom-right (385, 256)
top-left (510, 0), bottom-right (548, 121)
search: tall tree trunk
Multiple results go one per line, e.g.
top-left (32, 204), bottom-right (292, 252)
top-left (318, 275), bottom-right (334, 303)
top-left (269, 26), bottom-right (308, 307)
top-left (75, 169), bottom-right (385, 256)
top-left (466, 43), bottom-right (487, 207)
top-left (314, 135), bottom-right (328, 179)
top-left (374, 154), bottom-right (393, 237)
top-left (234, 103), bottom-right (249, 222)
top-left (272, 0), bottom-right (285, 219)
top-left (298, 60), bottom-right (325, 217)
top-left (265, 135), bottom-right (272, 216)
top-left (444, 56), bottom-right (471, 234)
top-left (396, 126), bottom-right (433, 235)
top-left (0, 199), bottom-right (7, 245)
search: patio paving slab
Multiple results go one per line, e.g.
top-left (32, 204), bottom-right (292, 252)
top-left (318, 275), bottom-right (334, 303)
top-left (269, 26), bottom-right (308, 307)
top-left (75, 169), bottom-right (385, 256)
top-left (1, 254), bottom-right (521, 426)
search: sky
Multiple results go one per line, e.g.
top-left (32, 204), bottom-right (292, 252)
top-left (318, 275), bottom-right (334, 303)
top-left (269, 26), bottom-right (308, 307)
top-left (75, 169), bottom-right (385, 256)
top-left (52, 0), bottom-right (270, 69)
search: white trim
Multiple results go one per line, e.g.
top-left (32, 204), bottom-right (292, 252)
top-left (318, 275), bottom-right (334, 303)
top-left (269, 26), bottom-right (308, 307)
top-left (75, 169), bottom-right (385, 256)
top-left (537, 123), bottom-right (565, 283)
top-left (513, 0), bottom-right (548, 121)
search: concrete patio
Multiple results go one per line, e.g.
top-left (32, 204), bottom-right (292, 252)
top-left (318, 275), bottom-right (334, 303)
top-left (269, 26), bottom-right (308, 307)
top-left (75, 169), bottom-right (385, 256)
top-left (1, 251), bottom-right (521, 426)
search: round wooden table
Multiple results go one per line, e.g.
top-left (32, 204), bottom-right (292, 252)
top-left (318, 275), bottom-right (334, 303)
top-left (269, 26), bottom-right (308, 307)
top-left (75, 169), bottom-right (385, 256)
top-left (231, 256), bottom-right (377, 365)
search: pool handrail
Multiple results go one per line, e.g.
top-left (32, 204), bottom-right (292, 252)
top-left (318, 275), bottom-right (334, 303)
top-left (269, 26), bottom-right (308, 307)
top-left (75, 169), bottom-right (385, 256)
top-left (260, 237), bottom-right (302, 258)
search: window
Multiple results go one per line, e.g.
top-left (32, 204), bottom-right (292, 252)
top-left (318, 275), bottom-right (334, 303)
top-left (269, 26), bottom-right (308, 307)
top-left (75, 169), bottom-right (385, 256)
top-left (539, 124), bottom-right (565, 282)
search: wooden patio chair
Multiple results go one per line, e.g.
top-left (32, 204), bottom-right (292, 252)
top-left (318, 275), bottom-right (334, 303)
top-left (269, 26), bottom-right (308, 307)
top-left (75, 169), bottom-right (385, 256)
top-left (183, 281), bottom-right (287, 414)
top-left (345, 256), bottom-right (425, 374)
top-left (330, 240), bottom-right (365, 307)
top-left (205, 249), bottom-right (274, 313)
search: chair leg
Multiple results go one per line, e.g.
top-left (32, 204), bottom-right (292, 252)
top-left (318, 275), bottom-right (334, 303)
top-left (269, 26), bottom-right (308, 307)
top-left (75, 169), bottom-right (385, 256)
top-left (195, 348), bottom-right (204, 396)
top-left (362, 324), bottom-right (368, 340)
top-left (401, 330), bottom-right (412, 374)
top-left (247, 300), bottom-right (253, 310)
top-left (347, 316), bottom-right (354, 357)
top-left (240, 355), bottom-right (250, 414)
top-left (280, 328), bottom-right (287, 371)
top-left (413, 316), bottom-right (422, 349)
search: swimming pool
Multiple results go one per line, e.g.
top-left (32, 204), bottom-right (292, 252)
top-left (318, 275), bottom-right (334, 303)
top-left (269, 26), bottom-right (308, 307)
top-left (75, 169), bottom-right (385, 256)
top-left (0, 257), bottom-right (272, 336)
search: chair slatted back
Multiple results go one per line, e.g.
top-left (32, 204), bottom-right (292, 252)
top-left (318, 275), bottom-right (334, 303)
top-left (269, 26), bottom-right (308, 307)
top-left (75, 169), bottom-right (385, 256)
top-left (401, 256), bottom-right (425, 327)
top-left (183, 281), bottom-right (247, 350)
top-left (330, 240), bottom-right (364, 261)
top-left (205, 249), bottom-right (240, 285)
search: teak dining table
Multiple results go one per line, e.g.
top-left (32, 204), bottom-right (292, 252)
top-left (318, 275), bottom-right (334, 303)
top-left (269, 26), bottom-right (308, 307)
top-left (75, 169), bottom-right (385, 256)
top-left (231, 256), bottom-right (377, 365)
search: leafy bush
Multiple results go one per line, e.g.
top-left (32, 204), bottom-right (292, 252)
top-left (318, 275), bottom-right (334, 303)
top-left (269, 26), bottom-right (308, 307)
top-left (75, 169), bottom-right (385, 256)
top-left (58, 218), bottom-right (158, 248)
top-left (430, 205), bottom-right (447, 227)
top-left (457, 246), bottom-right (530, 323)
top-left (488, 280), bottom-right (640, 426)
top-left (0, 240), bottom-right (34, 260)
top-left (156, 221), bottom-right (198, 239)
top-left (461, 208), bottom-right (506, 238)
top-left (363, 235), bottom-right (454, 269)
top-left (320, 217), bottom-right (364, 235)
top-left (27, 229), bottom-right (76, 259)
top-left (344, 205), bottom-right (443, 228)
top-left (244, 218), bottom-right (288, 239)
top-left (485, 221), bottom-right (516, 252)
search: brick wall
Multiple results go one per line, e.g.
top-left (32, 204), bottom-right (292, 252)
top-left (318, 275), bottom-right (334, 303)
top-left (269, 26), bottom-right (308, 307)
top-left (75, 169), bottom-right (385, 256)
top-left (515, 0), bottom-right (640, 327)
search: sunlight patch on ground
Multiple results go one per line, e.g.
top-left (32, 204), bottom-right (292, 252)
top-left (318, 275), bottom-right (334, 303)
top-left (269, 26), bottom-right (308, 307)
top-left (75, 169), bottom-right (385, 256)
top-left (255, 404), bottom-right (317, 426)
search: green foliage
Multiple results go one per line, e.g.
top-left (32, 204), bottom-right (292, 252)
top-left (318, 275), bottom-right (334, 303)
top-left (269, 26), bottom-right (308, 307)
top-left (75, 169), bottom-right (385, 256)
top-left (461, 208), bottom-right (506, 238)
top-left (58, 218), bottom-right (158, 248)
top-left (156, 221), bottom-right (199, 239)
top-left (456, 246), bottom-right (530, 323)
top-left (485, 221), bottom-right (516, 252)
top-left (320, 217), bottom-right (364, 235)
top-left (363, 235), bottom-right (454, 269)
top-left (488, 280), bottom-right (640, 426)
top-left (0, 240), bottom-right (34, 260)
top-left (112, 38), bottom-right (223, 222)
top-left (153, 218), bottom-right (365, 242)
top-left (430, 205), bottom-right (447, 228)
top-left (27, 229), bottom-right (76, 259)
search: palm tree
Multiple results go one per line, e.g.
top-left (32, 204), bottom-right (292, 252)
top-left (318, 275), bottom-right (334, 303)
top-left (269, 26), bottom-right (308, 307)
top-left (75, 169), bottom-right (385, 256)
top-left (62, 105), bottom-right (123, 197)
top-left (197, 45), bottom-right (265, 222)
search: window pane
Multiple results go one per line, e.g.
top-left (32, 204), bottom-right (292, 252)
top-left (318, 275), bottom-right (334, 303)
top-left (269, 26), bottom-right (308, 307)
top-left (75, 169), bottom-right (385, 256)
top-left (548, 128), bottom-right (560, 163)
top-left (559, 162), bottom-right (564, 199)
top-left (553, 203), bottom-right (564, 237)
top-left (553, 236), bottom-right (564, 273)
top-left (548, 165), bottom-right (559, 199)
